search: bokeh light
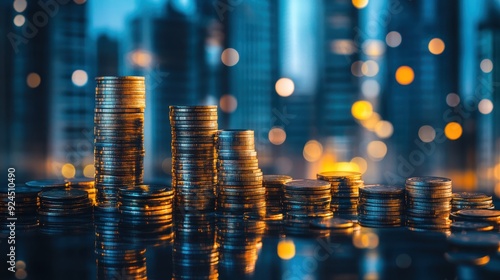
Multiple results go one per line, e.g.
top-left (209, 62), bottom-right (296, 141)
top-left (26, 73), bottom-right (41, 88)
top-left (418, 125), bottom-right (436, 143)
top-left (83, 164), bottom-right (94, 178)
top-left (480, 59), bottom-right (493, 73)
top-left (74, 0), bottom-right (87, 4)
top-left (277, 240), bottom-right (295, 260)
top-left (361, 79), bottom-right (380, 99)
top-left (331, 39), bottom-right (355, 55)
top-left (395, 66), bottom-right (414, 85)
top-left (353, 231), bottom-right (379, 249)
top-left (13, 15), bottom-right (25, 27)
top-left (351, 157), bottom-right (368, 174)
top-left (221, 48), bottom-right (239, 66)
top-left (15, 269), bottom-right (27, 280)
top-left (303, 140), bottom-right (323, 162)
top-left (130, 50), bottom-right (152, 68)
top-left (352, 0), bottom-right (369, 9)
top-left (444, 122), bottom-right (463, 140)
top-left (446, 93), bottom-right (460, 107)
top-left (71, 70), bottom-right (88, 86)
top-left (275, 78), bottom-right (295, 97)
top-left (361, 60), bottom-right (379, 77)
top-left (386, 31), bottom-right (402, 47)
top-left (351, 100), bottom-right (373, 121)
top-left (367, 141), bottom-right (387, 161)
top-left (61, 163), bottom-right (76, 179)
top-left (478, 99), bottom-right (493, 114)
top-left (428, 38), bottom-right (445, 55)
top-left (268, 127), bottom-right (286, 145)
top-left (375, 121), bottom-right (394, 139)
top-left (16, 261), bottom-right (26, 270)
top-left (360, 112), bottom-right (380, 131)
top-left (219, 94), bottom-right (237, 113)
top-left (13, 0), bottom-right (27, 12)
top-left (362, 40), bottom-right (385, 56)
top-left (351, 61), bottom-right (364, 77)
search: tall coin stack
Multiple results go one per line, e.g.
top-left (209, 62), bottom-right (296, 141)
top-left (170, 106), bottom-right (218, 213)
top-left (317, 171), bottom-right (363, 218)
top-left (215, 130), bottom-right (266, 218)
top-left (94, 76), bottom-right (145, 210)
top-left (405, 176), bottom-right (452, 231)
top-left (263, 175), bottom-right (292, 216)
top-left (358, 184), bottom-right (405, 227)
top-left (451, 192), bottom-right (494, 212)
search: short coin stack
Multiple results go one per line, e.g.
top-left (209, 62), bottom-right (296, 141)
top-left (0, 184), bottom-right (39, 229)
top-left (170, 106), bottom-right (218, 213)
top-left (66, 178), bottom-right (97, 205)
top-left (282, 179), bottom-right (333, 227)
top-left (358, 184), bottom-right (405, 227)
top-left (94, 76), bottom-right (145, 210)
top-left (216, 130), bottom-right (266, 218)
top-left (451, 192), bottom-right (494, 212)
top-left (451, 209), bottom-right (500, 230)
top-left (263, 175), bottom-right (292, 216)
top-left (317, 171), bottom-right (363, 218)
top-left (118, 185), bottom-right (174, 231)
top-left (405, 176), bottom-right (452, 231)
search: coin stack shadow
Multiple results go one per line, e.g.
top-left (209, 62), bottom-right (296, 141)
top-left (451, 192), bottom-right (495, 212)
top-left (1, 184), bottom-right (39, 229)
top-left (94, 76), bottom-right (145, 211)
top-left (37, 189), bottom-right (93, 233)
top-left (405, 176), bottom-right (453, 231)
top-left (282, 179), bottom-right (333, 233)
top-left (358, 184), bottom-right (405, 228)
top-left (317, 171), bottom-right (363, 219)
top-left (173, 213), bottom-right (219, 280)
top-left (450, 209), bottom-right (500, 230)
top-left (169, 106), bottom-right (218, 214)
top-left (215, 130), bottom-right (266, 218)
top-left (66, 178), bottom-right (97, 205)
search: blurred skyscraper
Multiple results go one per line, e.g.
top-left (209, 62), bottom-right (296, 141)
top-left (96, 34), bottom-right (119, 76)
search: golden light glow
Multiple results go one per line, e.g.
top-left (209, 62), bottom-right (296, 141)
top-left (71, 70), bottom-right (88, 87)
top-left (395, 66), bottom-right (414, 85)
top-left (130, 50), bottom-right (152, 68)
top-left (26, 73), bottom-right (41, 88)
top-left (16, 261), bottom-right (26, 270)
top-left (351, 100), bottom-right (373, 121)
top-left (352, 0), bottom-right (369, 9)
top-left (353, 232), bottom-right (379, 249)
top-left (480, 59), bottom-right (493, 73)
top-left (329, 162), bottom-right (361, 173)
top-left (444, 122), bottom-right (462, 140)
top-left (386, 31), bottom-right (402, 47)
top-left (367, 141), bottom-right (387, 161)
top-left (446, 93), bottom-right (460, 107)
top-left (478, 99), bottom-right (494, 115)
top-left (219, 94), bottom-right (237, 113)
top-left (303, 140), bottom-right (323, 162)
top-left (374, 120), bottom-right (393, 138)
top-left (61, 163), bottom-right (76, 179)
top-left (473, 255), bottom-right (490, 266)
top-left (495, 182), bottom-right (500, 198)
top-left (360, 112), bottom-right (380, 131)
top-left (83, 164), bottom-right (94, 178)
top-left (428, 38), bottom-right (445, 55)
top-left (351, 157), bottom-right (368, 174)
top-left (221, 48), bottom-right (239, 66)
top-left (275, 78), bottom-right (295, 97)
top-left (361, 60), bottom-right (379, 77)
top-left (277, 240), bottom-right (295, 260)
top-left (13, 0), bottom-right (27, 12)
top-left (268, 127), bottom-right (287, 145)
top-left (331, 39), bottom-right (355, 55)
top-left (362, 40), bottom-right (385, 56)
top-left (351, 61), bottom-right (364, 77)
top-left (13, 15), bottom-right (25, 27)
top-left (418, 125), bottom-right (436, 143)
top-left (494, 163), bottom-right (500, 180)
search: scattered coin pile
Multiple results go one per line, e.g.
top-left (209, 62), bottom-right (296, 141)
top-left (216, 130), bottom-right (266, 218)
top-left (358, 184), bottom-right (405, 227)
top-left (317, 171), bottom-right (363, 218)
top-left (0, 184), bottom-right (39, 229)
top-left (451, 192), bottom-right (494, 212)
top-left (94, 76), bottom-right (145, 210)
top-left (170, 106), bottom-right (218, 213)
top-left (173, 213), bottom-right (218, 280)
top-left (263, 175), bottom-right (292, 216)
top-left (451, 209), bottom-right (500, 230)
top-left (26, 179), bottom-right (68, 190)
top-left (405, 176), bottom-right (452, 231)
top-left (282, 179), bottom-right (333, 227)
top-left (66, 178), bottom-right (96, 205)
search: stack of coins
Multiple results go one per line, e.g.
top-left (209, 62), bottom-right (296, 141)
top-left (358, 184), bottom-right (405, 227)
top-left (170, 106), bottom-right (218, 213)
top-left (310, 217), bottom-right (358, 235)
top-left (263, 175), bottom-right (292, 216)
top-left (66, 178), bottom-right (96, 205)
top-left (118, 185), bottom-right (174, 231)
top-left (317, 171), bottom-right (363, 218)
top-left (451, 192), bottom-right (494, 212)
top-left (0, 184), bottom-right (39, 229)
top-left (94, 76), bottom-right (145, 210)
top-left (282, 179), bottom-right (333, 228)
top-left (26, 179), bottom-right (68, 190)
top-left (451, 209), bottom-right (500, 230)
top-left (405, 176), bottom-right (452, 231)
top-left (216, 130), bottom-right (266, 218)
top-left (173, 213), bottom-right (219, 279)
top-left (450, 221), bottom-right (494, 232)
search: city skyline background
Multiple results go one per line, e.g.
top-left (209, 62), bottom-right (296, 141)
top-left (1, 0), bottom-right (499, 196)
